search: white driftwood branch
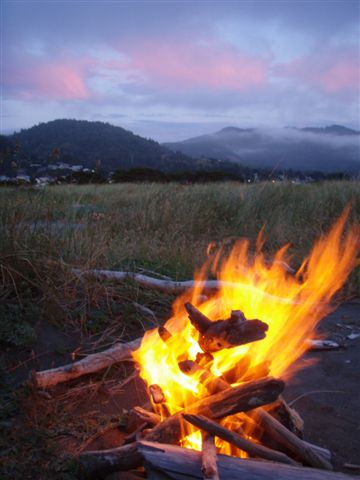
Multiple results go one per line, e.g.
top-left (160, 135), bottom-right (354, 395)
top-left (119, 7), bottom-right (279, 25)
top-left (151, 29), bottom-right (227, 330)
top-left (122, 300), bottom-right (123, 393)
top-left (72, 268), bottom-right (297, 304)
top-left (306, 339), bottom-right (341, 351)
top-left (31, 334), bottom-right (339, 389)
top-left (30, 337), bottom-right (141, 389)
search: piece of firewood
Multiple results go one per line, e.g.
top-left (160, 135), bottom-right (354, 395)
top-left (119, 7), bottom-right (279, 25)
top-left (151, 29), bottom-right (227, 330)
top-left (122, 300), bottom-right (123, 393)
top-left (222, 355), bottom-right (251, 383)
top-left (178, 360), bottom-right (229, 394)
top-left (144, 377), bottom-right (284, 444)
top-left (185, 303), bottom-right (268, 352)
top-left (196, 351), bottom-right (214, 366)
top-left (29, 338), bottom-right (141, 389)
top-left (158, 325), bottom-right (172, 342)
top-left (183, 413), bottom-right (298, 466)
top-left (138, 440), bottom-right (358, 480)
top-left (79, 442), bottom-right (142, 479)
top-left (201, 432), bottom-right (220, 480)
top-left (250, 408), bottom-right (333, 470)
top-left (149, 384), bottom-right (166, 404)
top-left (268, 396), bottom-right (304, 438)
top-left (132, 406), bottom-right (161, 426)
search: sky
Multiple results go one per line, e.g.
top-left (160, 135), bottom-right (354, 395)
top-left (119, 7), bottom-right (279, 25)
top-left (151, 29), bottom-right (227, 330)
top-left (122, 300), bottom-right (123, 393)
top-left (1, 0), bottom-right (359, 142)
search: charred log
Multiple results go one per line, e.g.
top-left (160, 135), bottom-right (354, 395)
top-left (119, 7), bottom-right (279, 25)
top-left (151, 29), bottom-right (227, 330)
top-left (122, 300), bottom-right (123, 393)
top-left (250, 408), bottom-right (333, 470)
top-left (144, 377), bottom-right (284, 444)
top-left (184, 303), bottom-right (268, 352)
top-left (201, 431), bottom-right (220, 480)
top-left (183, 414), bottom-right (298, 466)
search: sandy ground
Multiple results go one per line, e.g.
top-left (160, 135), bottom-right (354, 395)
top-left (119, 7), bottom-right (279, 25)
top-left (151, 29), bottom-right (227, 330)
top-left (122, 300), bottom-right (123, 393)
top-left (285, 301), bottom-right (360, 471)
top-left (3, 301), bottom-right (360, 476)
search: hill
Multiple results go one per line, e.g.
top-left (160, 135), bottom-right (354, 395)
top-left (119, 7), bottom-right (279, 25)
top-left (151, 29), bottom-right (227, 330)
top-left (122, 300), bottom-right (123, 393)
top-left (164, 125), bottom-right (360, 173)
top-left (5, 119), bottom-right (195, 172)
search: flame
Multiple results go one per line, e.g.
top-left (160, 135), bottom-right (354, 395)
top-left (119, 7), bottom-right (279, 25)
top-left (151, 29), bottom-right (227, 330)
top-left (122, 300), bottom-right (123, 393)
top-left (133, 208), bottom-right (359, 454)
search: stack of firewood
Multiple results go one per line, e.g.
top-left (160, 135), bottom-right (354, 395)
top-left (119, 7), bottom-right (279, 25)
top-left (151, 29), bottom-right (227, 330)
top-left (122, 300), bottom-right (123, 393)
top-left (73, 302), bottom-right (356, 479)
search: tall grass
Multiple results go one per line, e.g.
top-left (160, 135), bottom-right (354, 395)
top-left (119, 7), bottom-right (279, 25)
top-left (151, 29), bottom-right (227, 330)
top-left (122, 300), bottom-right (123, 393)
top-left (0, 181), bottom-right (359, 337)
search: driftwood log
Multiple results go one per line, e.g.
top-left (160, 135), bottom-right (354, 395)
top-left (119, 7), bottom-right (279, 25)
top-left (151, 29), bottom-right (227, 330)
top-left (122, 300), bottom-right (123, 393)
top-left (183, 413), bottom-right (298, 466)
top-left (249, 408), bottom-right (333, 470)
top-left (73, 268), bottom-right (296, 299)
top-left (185, 303), bottom-right (268, 352)
top-left (29, 337), bottom-right (141, 389)
top-left (138, 441), bottom-right (357, 480)
top-left (79, 442), bottom-right (142, 479)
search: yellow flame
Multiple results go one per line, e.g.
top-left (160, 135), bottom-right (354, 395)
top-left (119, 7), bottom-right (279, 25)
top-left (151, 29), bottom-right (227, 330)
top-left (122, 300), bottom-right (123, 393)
top-left (133, 208), bottom-right (359, 453)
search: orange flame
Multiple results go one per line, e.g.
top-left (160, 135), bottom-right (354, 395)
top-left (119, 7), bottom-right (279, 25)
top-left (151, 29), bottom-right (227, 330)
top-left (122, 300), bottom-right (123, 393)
top-left (133, 208), bottom-right (359, 453)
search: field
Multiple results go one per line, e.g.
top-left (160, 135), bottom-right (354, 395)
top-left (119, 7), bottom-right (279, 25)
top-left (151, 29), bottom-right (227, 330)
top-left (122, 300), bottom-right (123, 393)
top-left (1, 181), bottom-right (360, 479)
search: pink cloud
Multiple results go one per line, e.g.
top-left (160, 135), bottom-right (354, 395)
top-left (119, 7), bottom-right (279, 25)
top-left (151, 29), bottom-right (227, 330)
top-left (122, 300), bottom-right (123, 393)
top-left (109, 41), bottom-right (268, 91)
top-left (273, 48), bottom-right (359, 94)
top-left (4, 55), bottom-right (94, 100)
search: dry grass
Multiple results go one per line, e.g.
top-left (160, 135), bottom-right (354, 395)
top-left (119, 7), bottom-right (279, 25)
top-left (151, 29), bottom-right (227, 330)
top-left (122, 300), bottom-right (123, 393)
top-left (0, 180), bottom-right (359, 479)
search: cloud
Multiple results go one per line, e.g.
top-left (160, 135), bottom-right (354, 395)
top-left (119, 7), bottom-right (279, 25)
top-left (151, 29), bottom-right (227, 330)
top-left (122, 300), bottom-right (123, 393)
top-left (108, 40), bottom-right (269, 91)
top-left (3, 53), bottom-right (95, 101)
top-left (273, 47), bottom-right (359, 95)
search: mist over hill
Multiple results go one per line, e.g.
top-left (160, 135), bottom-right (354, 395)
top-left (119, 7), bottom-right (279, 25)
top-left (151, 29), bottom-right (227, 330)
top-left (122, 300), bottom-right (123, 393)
top-left (2, 120), bottom-right (360, 180)
top-left (164, 125), bottom-right (360, 173)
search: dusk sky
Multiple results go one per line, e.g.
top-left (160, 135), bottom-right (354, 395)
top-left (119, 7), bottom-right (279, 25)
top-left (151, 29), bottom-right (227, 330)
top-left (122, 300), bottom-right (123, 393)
top-left (1, 0), bottom-right (359, 142)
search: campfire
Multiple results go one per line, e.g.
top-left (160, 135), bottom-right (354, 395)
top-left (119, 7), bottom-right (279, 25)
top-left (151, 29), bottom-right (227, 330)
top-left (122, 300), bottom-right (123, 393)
top-left (31, 209), bottom-right (359, 479)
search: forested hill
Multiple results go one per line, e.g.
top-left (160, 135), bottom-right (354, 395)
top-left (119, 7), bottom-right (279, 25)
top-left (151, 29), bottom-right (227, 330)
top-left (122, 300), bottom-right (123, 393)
top-left (6, 119), bottom-right (194, 172)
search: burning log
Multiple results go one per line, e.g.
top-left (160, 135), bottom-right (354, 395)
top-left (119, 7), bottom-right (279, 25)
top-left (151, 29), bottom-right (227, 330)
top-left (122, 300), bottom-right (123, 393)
top-left (29, 338), bottom-right (141, 389)
top-left (138, 440), bottom-right (358, 480)
top-left (250, 408), bottom-right (333, 470)
top-left (201, 432), bottom-right (220, 480)
top-left (183, 413), bottom-right (298, 466)
top-left (145, 377), bottom-right (284, 444)
top-left (185, 303), bottom-right (268, 352)
top-left (149, 384), bottom-right (166, 404)
top-left (196, 351), bottom-right (214, 366)
top-left (178, 360), bottom-right (229, 394)
top-left (158, 325), bottom-right (172, 342)
top-left (222, 355), bottom-right (252, 383)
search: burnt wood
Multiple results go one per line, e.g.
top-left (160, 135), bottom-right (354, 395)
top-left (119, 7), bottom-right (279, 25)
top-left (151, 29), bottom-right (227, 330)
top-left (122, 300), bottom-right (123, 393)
top-left (178, 360), bottom-right (229, 394)
top-left (250, 408), bottom-right (333, 470)
top-left (201, 432), bottom-right (220, 480)
top-left (144, 377), bottom-right (284, 444)
top-left (184, 303), bottom-right (268, 352)
top-left (183, 414), bottom-right (298, 466)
